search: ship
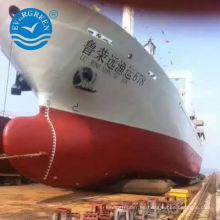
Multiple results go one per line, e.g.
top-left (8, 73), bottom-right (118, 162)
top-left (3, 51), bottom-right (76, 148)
top-left (0, 0), bottom-right (203, 188)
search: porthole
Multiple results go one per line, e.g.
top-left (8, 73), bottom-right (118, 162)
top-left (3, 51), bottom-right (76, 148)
top-left (127, 53), bottom-right (133, 59)
top-left (148, 71), bottom-right (157, 80)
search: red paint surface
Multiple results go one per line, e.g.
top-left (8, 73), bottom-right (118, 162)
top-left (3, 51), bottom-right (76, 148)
top-left (98, 0), bottom-right (220, 14)
top-left (3, 107), bottom-right (201, 188)
top-left (0, 116), bottom-right (17, 174)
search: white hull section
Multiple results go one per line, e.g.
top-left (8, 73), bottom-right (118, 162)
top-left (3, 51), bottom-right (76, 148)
top-left (0, 0), bottom-right (202, 157)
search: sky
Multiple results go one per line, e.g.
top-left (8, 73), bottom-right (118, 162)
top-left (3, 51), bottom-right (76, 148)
top-left (0, 2), bottom-right (220, 170)
top-left (132, 12), bottom-right (220, 170)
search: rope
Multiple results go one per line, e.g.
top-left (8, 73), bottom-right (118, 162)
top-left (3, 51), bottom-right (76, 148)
top-left (0, 40), bottom-right (13, 153)
top-left (0, 152), bottom-right (47, 160)
top-left (2, 40), bottom-right (13, 117)
top-left (43, 102), bottom-right (57, 181)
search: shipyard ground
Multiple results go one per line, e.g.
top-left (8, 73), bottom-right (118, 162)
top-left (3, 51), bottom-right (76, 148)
top-left (0, 183), bottom-right (203, 220)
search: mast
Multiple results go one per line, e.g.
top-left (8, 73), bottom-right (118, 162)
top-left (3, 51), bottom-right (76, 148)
top-left (122, 5), bottom-right (134, 36)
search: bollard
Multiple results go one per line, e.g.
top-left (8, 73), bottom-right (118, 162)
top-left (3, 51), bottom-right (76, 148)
top-left (52, 208), bottom-right (72, 220)
top-left (83, 211), bottom-right (99, 220)
top-left (92, 203), bottom-right (108, 215)
top-left (71, 213), bottom-right (80, 220)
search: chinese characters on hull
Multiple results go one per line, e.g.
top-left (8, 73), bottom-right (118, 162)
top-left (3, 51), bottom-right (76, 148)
top-left (80, 39), bottom-right (146, 87)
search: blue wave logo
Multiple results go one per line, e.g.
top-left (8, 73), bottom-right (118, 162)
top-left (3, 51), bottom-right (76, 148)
top-left (10, 8), bottom-right (53, 50)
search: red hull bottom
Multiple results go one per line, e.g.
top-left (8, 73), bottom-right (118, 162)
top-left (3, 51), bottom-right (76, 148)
top-left (3, 107), bottom-right (201, 188)
top-left (0, 116), bottom-right (16, 174)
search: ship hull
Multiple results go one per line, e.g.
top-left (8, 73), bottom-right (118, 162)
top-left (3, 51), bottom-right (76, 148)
top-left (0, 116), bottom-right (16, 174)
top-left (0, 0), bottom-right (203, 187)
top-left (3, 107), bottom-right (201, 188)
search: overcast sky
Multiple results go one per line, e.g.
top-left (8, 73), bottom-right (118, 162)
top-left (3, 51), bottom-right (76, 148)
top-left (0, 1), bottom-right (220, 170)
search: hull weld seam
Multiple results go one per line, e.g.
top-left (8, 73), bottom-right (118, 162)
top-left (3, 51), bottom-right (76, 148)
top-left (43, 103), bottom-right (57, 181)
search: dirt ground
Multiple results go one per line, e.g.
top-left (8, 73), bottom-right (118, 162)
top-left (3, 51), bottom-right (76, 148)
top-left (0, 183), bottom-right (202, 220)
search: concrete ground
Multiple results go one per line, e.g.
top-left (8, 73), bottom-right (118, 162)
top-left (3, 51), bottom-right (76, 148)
top-left (0, 183), bottom-right (201, 220)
